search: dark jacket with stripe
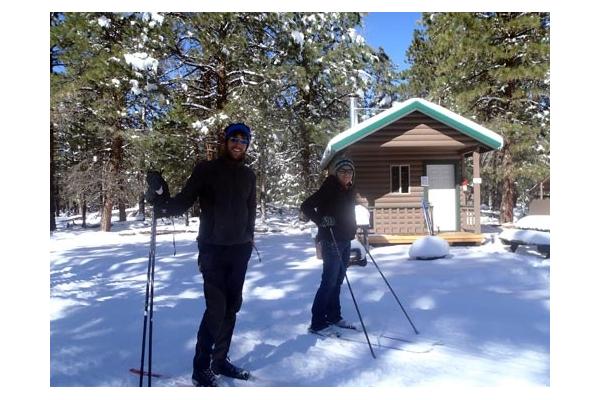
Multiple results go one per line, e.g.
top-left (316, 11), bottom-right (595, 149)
top-left (301, 175), bottom-right (357, 242)
top-left (159, 156), bottom-right (256, 246)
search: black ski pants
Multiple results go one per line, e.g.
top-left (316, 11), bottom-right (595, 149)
top-left (192, 242), bottom-right (252, 374)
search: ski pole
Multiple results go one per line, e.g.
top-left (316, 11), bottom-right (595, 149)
top-left (171, 217), bottom-right (176, 256)
top-left (147, 211), bottom-right (157, 387)
top-left (329, 228), bottom-right (376, 359)
top-left (365, 248), bottom-right (419, 335)
top-left (252, 242), bottom-right (262, 263)
top-left (139, 209), bottom-right (157, 386)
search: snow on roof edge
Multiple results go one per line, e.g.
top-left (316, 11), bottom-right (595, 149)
top-left (420, 98), bottom-right (504, 148)
top-left (319, 99), bottom-right (415, 169)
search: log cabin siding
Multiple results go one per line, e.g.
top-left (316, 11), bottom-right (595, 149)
top-left (352, 111), bottom-right (481, 151)
top-left (344, 111), bottom-right (471, 211)
top-left (352, 160), bottom-right (424, 208)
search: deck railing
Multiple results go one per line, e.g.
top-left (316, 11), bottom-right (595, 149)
top-left (460, 206), bottom-right (476, 232)
top-left (368, 205), bottom-right (476, 235)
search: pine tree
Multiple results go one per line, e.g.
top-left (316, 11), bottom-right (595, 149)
top-left (51, 12), bottom-right (419, 226)
top-left (269, 12), bottom-right (398, 196)
top-left (360, 46), bottom-right (403, 119)
top-left (50, 12), bottom-right (62, 231)
top-left (403, 12), bottom-right (550, 222)
top-left (51, 12), bottom-right (168, 231)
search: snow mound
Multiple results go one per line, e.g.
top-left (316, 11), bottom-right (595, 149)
top-left (515, 215), bottom-right (550, 231)
top-left (409, 236), bottom-right (450, 260)
top-left (499, 229), bottom-right (550, 246)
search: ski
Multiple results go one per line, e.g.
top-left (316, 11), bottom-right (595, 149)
top-left (336, 325), bottom-right (424, 342)
top-left (178, 373), bottom-right (300, 387)
top-left (339, 333), bottom-right (440, 353)
top-left (331, 323), bottom-right (358, 331)
top-left (311, 329), bottom-right (442, 354)
top-left (377, 333), bottom-right (443, 347)
top-left (421, 200), bottom-right (434, 235)
top-left (129, 367), bottom-right (170, 379)
top-left (131, 367), bottom-right (289, 387)
top-left (338, 325), bottom-right (358, 331)
top-left (314, 323), bottom-right (441, 348)
top-left (244, 374), bottom-right (305, 387)
top-left (308, 328), bottom-right (342, 338)
top-left (355, 331), bottom-right (442, 346)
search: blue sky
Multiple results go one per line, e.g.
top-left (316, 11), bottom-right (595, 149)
top-left (358, 12), bottom-right (422, 71)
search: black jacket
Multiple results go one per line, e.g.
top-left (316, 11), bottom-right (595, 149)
top-left (160, 156), bottom-right (256, 246)
top-left (301, 175), bottom-right (357, 242)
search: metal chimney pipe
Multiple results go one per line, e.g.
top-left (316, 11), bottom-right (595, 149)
top-left (349, 95), bottom-right (358, 127)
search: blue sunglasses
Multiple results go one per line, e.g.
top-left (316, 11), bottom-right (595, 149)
top-left (228, 137), bottom-right (249, 146)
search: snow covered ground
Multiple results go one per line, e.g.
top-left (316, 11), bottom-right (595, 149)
top-left (49, 210), bottom-right (550, 389)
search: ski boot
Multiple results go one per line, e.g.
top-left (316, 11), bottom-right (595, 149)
top-left (192, 368), bottom-right (219, 387)
top-left (211, 358), bottom-right (250, 380)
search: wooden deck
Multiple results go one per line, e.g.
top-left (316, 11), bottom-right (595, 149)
top-left (368, 231), bottom-right (484, 245)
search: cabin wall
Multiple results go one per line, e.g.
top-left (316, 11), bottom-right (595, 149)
top-left (343, 111), bottom-right (480, 234)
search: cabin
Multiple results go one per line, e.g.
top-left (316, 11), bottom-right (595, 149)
top-left (321, 98), bottom-right (504, 245)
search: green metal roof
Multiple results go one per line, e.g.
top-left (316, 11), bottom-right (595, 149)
top-left (320, 97), bottom-right (504, 169)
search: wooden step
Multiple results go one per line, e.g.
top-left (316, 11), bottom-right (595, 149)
top-left (368, 231), bottom-right (484, 245)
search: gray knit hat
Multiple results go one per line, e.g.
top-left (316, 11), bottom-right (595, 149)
top-left (327, 154), bottom-right (355, 176)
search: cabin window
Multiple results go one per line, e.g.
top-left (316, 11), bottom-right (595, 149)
top-left (390, 165), bottom-right (410, 194)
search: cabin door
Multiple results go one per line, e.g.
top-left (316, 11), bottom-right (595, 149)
top-left (426, 164), bottom-right (457, 232)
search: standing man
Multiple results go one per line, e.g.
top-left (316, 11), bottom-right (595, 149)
top-left (301, 154), bottom-right (357, 336)
top-left (145, 123), bottom-right (256, 387)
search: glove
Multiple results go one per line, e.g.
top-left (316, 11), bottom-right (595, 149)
top-left (320, 215), bottom-right (336, 228)
top-left (145, 170), bottom-right (170, 205)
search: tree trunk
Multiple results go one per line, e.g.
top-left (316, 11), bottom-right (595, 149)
top-left (298, 121), bottom-right (312, 196)
top-left (79, 196), bottom-right (87, 229)
top-left (119, 198), bottom-right (127, 222)
top-left (101, 198), bottom-right (113, 231)
top-left (118, 169), bottom-right (127, 221)
top-left (192, 203), bottom-right (201, 218)
top-left (500, 177), bottom-right (515, 223)
top-left (50, 122), bottom-right (57, 231)
top-left (260, 175), bottom-right (267, 225)
top-left (499, 149), bottom-right (515, 223)
top-left (493, 186), bottom-right (502, 211)
top-left (138, 192), bottom-right (146, 221)
top-left (54, 174), bottom-right (61, 217)
top-left (101, 135), bottom-right (124, 232)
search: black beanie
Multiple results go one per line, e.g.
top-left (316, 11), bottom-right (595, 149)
top-left (328, 155), bottom-right (355, 176)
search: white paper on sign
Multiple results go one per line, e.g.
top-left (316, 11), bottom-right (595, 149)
top-left (355, 205), bottom-right (370, 226)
